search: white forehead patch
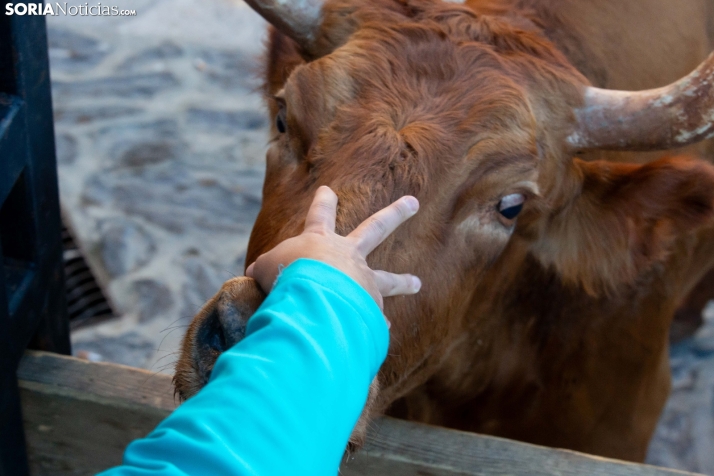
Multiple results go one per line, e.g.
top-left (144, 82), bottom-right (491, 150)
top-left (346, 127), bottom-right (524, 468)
top-left (442, 0), bottom-right (466, 3)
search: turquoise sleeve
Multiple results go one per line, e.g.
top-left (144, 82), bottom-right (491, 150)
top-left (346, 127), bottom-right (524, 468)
top-left (98, 258), bottom-right (389, 476)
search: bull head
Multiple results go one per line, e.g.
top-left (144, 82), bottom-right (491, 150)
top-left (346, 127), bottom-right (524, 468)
top-left (175, 0), bottom-right (714, 450)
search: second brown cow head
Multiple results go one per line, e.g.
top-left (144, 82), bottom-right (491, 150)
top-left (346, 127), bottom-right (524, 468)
top-left (175, 0), bottom-right (714, 446)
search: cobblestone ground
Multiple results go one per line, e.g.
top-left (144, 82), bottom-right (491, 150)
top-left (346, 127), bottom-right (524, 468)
top-left (49, 0), bottom-right (267, 372)
top-left (47, 1), bottom-right (714, 473)
top-left (648, 310), bottom-right (714, 473)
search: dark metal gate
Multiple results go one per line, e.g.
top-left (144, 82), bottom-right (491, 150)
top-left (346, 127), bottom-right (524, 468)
top-left (0, 6), bottom-right (71, 476)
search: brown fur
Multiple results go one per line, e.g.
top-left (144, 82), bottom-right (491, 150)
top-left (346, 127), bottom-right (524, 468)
top-left (175, 0), bottom-right (714, 462)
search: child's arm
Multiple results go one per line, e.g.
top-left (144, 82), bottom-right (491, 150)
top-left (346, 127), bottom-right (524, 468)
top-left (99, 258), bottom-right (388, 476)
top-left (99, 186), bottom-right (420, 476)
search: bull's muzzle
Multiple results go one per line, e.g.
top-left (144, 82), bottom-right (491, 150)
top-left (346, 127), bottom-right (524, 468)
top-left (174, 277), bottom-right (266, 400)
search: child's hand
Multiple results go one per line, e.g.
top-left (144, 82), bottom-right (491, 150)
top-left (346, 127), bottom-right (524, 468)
top-left (246, 186), bottom-right (421, 310)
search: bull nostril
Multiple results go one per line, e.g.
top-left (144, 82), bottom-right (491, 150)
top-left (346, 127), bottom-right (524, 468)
top-left (197, 296), bottom-right (249, 358)
top-left (184, 279), bottom-right (263, 394)
top-left (216, 295), bottom-right (249, 348)
top-left (198, 309), bottom-right (231, 355)
top-left (179, 278), bottom-right (264, 398)
top-left (209, 320), bottom-right (229, 353)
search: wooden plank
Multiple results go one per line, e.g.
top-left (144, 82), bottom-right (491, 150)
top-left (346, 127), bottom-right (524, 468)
top-left (18, 351), bottom-right (176, 475)
top-left (340, 418), bottom-right (701, 476)
top-left (18, 351), bottom-right (702, 476)
top-left (21, 382), bottom-right (169, 475)
top-left (18, 349), bottom-right (176, 412)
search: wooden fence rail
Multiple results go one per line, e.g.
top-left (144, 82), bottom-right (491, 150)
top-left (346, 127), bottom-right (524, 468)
top-left (17, 351), bottom-right (701, 476)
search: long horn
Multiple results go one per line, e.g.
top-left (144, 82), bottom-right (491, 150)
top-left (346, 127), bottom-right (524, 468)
top-left (568, 51), bottom-right (714, 151)
top-left (244, 0), bottom-right (324, 50)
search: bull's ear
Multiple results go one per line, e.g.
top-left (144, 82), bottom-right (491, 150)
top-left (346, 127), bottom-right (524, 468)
top-left (532, 156), bottom-right (714, 295)
top-left (265, 28), bottom-right (306, 96)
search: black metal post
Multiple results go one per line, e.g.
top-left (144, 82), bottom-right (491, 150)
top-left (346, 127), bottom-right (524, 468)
top-left (0, 4), bottom-right (71, 475)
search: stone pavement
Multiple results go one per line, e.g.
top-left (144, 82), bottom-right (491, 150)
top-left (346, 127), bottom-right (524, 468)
top-left (647, 308), bottom-right (714, 473)
top-left (46, 1), bottom-right (714, 473)
top-left (48, 0), bottom-right (268, 372)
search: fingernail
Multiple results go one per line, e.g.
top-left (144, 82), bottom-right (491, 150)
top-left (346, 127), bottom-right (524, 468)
top-left (412, 276), bottom-right (422, 292)
top-left (404, 196), bottom-right (419, 213)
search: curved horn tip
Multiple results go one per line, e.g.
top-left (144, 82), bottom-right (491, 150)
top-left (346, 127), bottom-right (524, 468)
top-left (569, 51), bottom-right (714, 152)
top-left (244, 0), bottom-right (325, 48)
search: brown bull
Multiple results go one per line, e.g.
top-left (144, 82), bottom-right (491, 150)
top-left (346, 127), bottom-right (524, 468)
top-left (175, 0), bottom-right (714, 462)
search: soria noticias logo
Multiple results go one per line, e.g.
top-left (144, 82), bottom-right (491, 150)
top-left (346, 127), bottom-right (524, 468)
top-left (5, 3), bottom-right (137, 16)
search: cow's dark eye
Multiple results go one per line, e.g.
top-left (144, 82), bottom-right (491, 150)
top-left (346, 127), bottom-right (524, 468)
top-left (498, 193), bottom-right (525, 219)
top-left (276, 108), bottom-right (287, 133)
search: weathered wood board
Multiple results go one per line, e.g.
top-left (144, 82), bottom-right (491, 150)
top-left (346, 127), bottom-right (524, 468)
top-left (17, 351), bottom-right (702, 476)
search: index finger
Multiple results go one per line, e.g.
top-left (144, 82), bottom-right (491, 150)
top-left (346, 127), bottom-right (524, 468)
top-left (348, 196), bottom-right (419, 256)
top-left (304, 186), bottom-right (338, 233)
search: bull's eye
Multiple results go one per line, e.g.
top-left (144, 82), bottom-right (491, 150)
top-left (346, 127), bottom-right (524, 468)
top-left (276, 109), bottom-right (287, 134)
top-left (498, 193), bottom-right (525, 220)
